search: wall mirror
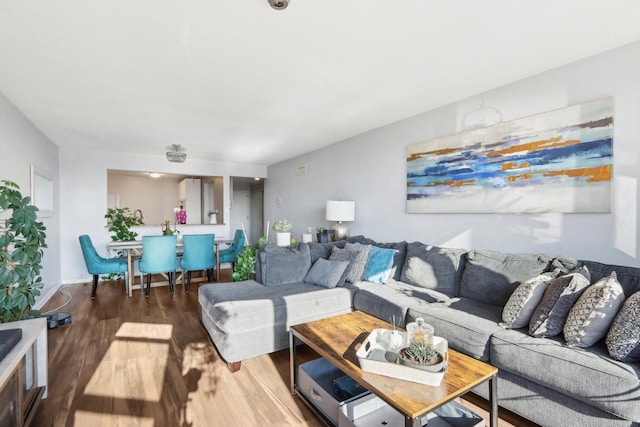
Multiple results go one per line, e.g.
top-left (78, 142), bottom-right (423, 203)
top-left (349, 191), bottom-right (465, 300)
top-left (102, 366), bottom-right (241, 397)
top-left (107, 170), bottom-right (224, 225)
top-left (30, 165), bottom-right (53, 217)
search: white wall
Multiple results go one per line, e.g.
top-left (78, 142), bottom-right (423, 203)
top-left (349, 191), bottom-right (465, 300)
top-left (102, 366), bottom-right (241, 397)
top-left (0, 92), bottom-right (61, 307)
top-left (266, 40), bottom-right (640, 267)
top-left (60, 148), bottom-right (266, 284)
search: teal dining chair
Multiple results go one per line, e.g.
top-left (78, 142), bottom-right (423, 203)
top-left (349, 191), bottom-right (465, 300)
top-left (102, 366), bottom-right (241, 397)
top-left (139, 235), bottom-right (179, 297)
top-left (78, 235), bottom-right (129, 299)
top-left (218, 229), bottom-right (246, 269)
top-left (180, 233), bottom-right (215, 293)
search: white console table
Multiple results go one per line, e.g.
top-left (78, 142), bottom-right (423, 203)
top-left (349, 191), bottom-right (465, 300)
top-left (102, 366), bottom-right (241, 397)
top-left (0, 318), bottom-right (48, 427)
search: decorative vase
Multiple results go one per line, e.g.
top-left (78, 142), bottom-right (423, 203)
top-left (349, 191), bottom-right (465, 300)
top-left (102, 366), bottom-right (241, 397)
top-left (276, 232), bottom-right (291, 247)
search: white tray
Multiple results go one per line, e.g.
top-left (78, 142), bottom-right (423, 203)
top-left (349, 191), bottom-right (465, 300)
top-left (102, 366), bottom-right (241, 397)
top-left (356, 328), bottom-right (448, 386)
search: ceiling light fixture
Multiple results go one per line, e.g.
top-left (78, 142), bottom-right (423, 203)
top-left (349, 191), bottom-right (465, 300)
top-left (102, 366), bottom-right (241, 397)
top-left (149, 172), bottom-right (162, 178)
top-left (166, 144), bottom-right (186, 163)
top-left (268, 0), bottom-right (289, 10)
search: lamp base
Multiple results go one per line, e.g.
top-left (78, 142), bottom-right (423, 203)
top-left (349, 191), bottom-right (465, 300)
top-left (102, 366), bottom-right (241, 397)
top-left (330, 222), bottom-right (349, 241)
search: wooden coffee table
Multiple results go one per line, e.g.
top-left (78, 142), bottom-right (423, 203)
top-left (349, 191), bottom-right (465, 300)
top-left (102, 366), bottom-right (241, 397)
top-left (289, 311), bottom-right (498, 427)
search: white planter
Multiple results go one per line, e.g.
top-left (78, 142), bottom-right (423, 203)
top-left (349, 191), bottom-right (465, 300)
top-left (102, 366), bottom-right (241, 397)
top-left (276, 232), bottom-right (291, 246)
top-left (302, 233), bottom-right (312, 243)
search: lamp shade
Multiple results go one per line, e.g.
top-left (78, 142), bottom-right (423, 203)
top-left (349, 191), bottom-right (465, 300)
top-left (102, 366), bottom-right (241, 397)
top-left (326, 201), bottom-right (355, 222)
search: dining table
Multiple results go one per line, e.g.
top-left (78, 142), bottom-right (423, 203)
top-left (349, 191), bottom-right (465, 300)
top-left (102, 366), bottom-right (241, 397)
top-left (107, 238), bottom-right (234, 297)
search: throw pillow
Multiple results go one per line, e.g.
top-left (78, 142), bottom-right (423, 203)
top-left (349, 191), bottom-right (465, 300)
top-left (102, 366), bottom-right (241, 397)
top-left (329, 247), bottom-right (360, 286)
top-left (304, 258), bottom-right (350, 288)
top-left (362, 246), bottom-right (398, 284)
top-left (564, 272), bottom-right (625, 347)
top-left (606, 291), bottom-right (640, 362)
top-left (343, 243), bottom-right (371, 283)
top-left (501, 270), bottom-right (560, 329)
top-left (529, 266), bottom-right (591, 338)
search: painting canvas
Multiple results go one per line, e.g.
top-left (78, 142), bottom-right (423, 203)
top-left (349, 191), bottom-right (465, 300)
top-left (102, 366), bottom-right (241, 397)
top-left (406, 98), bottom-right (613, 213)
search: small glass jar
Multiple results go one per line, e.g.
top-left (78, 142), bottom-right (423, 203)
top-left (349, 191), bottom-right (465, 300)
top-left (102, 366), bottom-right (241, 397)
top-left (406, 317), bottom-right (434, 345)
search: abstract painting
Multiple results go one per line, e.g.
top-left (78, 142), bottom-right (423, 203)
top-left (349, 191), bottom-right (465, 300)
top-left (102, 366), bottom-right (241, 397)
top-left (406, 98), bottom-right (613, 213)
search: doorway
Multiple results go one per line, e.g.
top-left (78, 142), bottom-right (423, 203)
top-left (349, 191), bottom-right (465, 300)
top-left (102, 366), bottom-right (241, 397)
top-left (230, 177), bottom-right (264, 244)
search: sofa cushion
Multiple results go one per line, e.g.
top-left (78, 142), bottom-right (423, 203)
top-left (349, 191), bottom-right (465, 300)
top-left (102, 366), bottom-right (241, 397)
top-left (606, 291), bottom-right (640, 362)
top-left (400, 242), bottom-right (466, 297)
top-left (579, 260), bottom-right (640, 297)
top-left (460, 249), bottom-right (554, 307)
top-left (407, 298), bottom-right (504, 361)
top-left (529, 266), bottom-right (591, 338)
top-left (564, 272), bottom-right (625, 347)
top-left (501, 270), bottom-right (560, 329)
top-left (257, 243), bottom-right (312, 287)
top-left (362, 245), bottom-right (398, 284)
top-left (350, 280), bottom-right (452, 328)
top-left (198, 280), bottom-right (354, 334)
top-left (304, 258), bottom-right (349, 289)
top-left (490, 328), bottom-right (640, 421)
top-left (308, 241), bottom-right (346, 263)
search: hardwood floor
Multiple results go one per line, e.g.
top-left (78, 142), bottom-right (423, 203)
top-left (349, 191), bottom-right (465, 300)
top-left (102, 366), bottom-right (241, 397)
top-left (34, 270), bottom-right (537, 427)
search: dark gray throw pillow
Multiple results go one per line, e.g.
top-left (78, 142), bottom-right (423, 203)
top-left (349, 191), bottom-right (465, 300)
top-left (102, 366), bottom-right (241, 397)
top-left (304, 258), bottom-right (350, 288)
top-left (529, 266), bottom-right (591, 338)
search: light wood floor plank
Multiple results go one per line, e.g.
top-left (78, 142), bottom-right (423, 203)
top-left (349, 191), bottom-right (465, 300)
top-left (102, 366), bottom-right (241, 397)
top-left (34, 270), bottom-right (535, 427)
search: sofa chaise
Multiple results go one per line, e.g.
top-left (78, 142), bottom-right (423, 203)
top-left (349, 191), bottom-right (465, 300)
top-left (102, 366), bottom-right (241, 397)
top-left (198, 237), bottom-right (640, 427)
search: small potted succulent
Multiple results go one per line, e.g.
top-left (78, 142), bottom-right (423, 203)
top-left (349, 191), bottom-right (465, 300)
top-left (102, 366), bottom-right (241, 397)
top-left (398, 340), bottom-right (445, 372)
top-left (273, 219), bottom-right (292, 247)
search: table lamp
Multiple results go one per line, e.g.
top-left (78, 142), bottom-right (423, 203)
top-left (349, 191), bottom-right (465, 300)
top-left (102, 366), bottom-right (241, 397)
top-left (326, 201), bottom-right (355, 241)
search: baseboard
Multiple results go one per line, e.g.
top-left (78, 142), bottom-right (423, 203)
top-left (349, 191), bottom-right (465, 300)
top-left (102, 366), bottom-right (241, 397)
top-left (33, 282), bottom-right (63, 310)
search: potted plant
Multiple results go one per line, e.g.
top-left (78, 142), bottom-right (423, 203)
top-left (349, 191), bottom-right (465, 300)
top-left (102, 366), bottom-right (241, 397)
top-left (232, 236), bottom-right (267, 281)
top-left (0, 180), bottom-right (47, 322)
top-left (273, 219), bottom-right (292, 247)
top-left (105, 207), bottom-right (144, 241)
top-left (398, 340), bottom-right (445, 372)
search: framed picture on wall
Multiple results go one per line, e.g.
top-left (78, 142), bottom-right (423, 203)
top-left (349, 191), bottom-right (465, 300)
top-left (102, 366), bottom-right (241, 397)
top-left (30, 165), bottom-right (53, 217)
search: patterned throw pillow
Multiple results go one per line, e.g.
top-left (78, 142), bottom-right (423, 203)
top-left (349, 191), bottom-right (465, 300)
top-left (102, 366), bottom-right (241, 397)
top-left (328, 248), bottom-right (359, 286)
top-left (564, 272), bottom-right (625, 347)
top-left (529, 266), bottom-right (591, 338)
top-left (343, 243), bottom-right (371, 283)
top-left (606, 291), bottom-right (640, 362)
top-left (501, 270), bottom-right (560, 329)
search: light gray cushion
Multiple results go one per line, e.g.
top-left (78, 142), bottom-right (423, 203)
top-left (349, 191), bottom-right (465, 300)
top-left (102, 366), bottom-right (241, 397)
top-left (606, 291), bottom-right (640, 362)
top-left (460, 249), bottom-right (554, 307)
top-left (258, 243), bottom-right (312, 287)
top-left (400, 242), bottom-right (466, 297)
top-left (304, 258), bottom-right (349, 288)
top-left (349, 280), bottom-right (453, 328)
top-left (529, 266), bottom-right (591, 338)
top-left (198, 280), bottom-right (353, 334)
top-left (491, 328), bottom-right (640, 421)
top-left (407, 299), bottom-right (504, 361)
top-left (501, 270), bottom-right (560, 329)
top-left (564, 272), bottom-right (625, 347)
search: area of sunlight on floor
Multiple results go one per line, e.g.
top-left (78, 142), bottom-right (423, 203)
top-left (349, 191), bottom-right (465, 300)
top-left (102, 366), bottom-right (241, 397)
top-left (84, 322), bottom-right (173, 402)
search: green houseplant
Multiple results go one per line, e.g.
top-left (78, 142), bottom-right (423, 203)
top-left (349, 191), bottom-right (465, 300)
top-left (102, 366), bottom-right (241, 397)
top-left (232, 236), bottom-right (267, 281)
top-left (0, 180), bottom-right (47, 322)
top-left (105, 207), bottom-right (144, 241)
top-left (398, 340), bottom-right (445, 372)
top-left (273, 219), bottom-right (292, 247)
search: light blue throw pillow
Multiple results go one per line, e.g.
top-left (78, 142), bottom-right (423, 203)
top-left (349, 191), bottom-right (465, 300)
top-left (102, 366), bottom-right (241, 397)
top-left (363, 246), bottom-right (399, 284)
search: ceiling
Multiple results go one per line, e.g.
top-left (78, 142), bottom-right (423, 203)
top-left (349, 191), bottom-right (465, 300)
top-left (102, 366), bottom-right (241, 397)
top-left (1, 1), bottom-right (640, 166)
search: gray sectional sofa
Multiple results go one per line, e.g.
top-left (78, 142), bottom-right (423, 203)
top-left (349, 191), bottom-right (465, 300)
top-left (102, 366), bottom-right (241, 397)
top-left (198, 237), bottom-right (640, 427)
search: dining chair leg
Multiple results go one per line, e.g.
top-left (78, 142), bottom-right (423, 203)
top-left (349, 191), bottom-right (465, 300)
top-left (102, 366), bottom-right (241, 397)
top-left (170, 272), bottom-right (175, 294)
top-left (145, 274), bottom-right (151, 298)
top-left (91, 274), bottom-right (99, 299)
top-left (207, 268), bottom-right (213, 282)
top-left (185, 271), bottom-right (192, 294)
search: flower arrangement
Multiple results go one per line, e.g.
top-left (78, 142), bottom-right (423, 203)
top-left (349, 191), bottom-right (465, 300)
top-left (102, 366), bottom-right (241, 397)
top-left (273, 219), bottom-right (292, 233)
